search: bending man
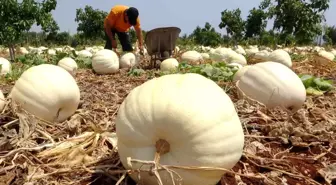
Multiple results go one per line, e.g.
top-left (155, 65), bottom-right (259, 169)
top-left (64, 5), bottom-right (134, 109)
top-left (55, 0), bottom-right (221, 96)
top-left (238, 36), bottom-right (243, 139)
top-left (104, 5), bottom-right (144, 53)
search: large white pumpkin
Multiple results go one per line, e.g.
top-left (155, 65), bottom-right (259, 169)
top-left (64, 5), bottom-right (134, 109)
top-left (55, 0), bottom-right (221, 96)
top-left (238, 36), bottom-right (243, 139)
top-left (58, 57), bottom-right (78, 76)
top-left (160, 58), bottom-right (179, 71)
top-left (116, 73), bottom-right (244, 185)
top-left (77, 50), bottom-right (92, 58)
top-left (0, 90), bottom-right (5, 112)
top-left (10, 64), bottom-right (80, 122)
top-left (119, 52), bottom-right (138, 68)
top-left (92, 49), bottom-right (119, 74)
top-left (181, 50), bottom-right (203, 63)
top-left (0, 57), bottom-right (11, 75)
top-left (232, 65), bottom-right (252, 82)
top-left (267, 49), bottom-right (292, 67)
top-left (236, 61), bottom-right (306, 112)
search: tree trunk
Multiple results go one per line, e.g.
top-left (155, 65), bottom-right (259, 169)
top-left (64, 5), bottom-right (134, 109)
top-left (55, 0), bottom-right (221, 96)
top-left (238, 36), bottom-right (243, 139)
top-left (9, 45), bottom-right (16, 62)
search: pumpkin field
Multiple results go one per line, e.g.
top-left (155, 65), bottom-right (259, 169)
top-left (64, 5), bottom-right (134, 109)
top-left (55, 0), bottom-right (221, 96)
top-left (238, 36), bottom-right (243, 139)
top-left (0, 44), bottom-right (335, 185)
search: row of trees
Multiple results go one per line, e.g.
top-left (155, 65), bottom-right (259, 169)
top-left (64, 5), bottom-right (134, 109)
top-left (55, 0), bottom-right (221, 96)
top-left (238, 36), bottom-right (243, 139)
top-left (1, 0), bottom-right (336, 50)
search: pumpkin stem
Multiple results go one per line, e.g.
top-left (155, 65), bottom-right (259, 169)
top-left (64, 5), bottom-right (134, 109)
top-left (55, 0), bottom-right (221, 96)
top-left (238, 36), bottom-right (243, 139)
top-left (154, 139), bottom-right (170, 163)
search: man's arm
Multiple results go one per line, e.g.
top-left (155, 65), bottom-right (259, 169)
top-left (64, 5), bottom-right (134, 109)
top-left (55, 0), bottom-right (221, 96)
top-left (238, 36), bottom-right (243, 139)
top-left (105, 22), bottom-right (114, 43)
top-left (105, 12), bottom-right (116, 47)
top-left (134, 19), bottom-right (143, 49)
top-left (135, 27), bottom-right (143, 48)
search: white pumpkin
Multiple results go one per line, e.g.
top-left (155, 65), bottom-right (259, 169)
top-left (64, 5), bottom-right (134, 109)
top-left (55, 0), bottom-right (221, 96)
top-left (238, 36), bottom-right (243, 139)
top-left (116, 73), bottom-right (244, 185)
top-left (0, 57), bottom-right (11, 75)
top-left (77, 50), bottom-right (92, 58)
top-left (267, 49), bottom-right (292, 67)
top-left (200, 53), bottom-right (210, 59)
top-left (232, 65), bottom-right (252, 82)
top-left (236, 61), bottom-right (306, 112)
top-left (174, 46), bottom-right (180, 54)
top-left (119, 52), bottom-right (138, 68)
top-left (58, 57), bottom-right (78, 76)
top-left (253, 50), bottom-right (269, 61)
top-left (10, 64), bottom-right (80, 122)
top-left (227, 52), bottom-right (247, 65)
top-left (19, 47), bottom-right (29, 54)
top-left (318, 50), bottom-right (335, 61)
top-left (181, 50), bottom-right (203, 63)
top-left (92, 49), bottom-right (119, 74)
top-left (160, 58), bottom-right (179, 71)
top-left (48, 49), bottom-right (56, 55)
top-left (0, 90), bottom-right (5, 112)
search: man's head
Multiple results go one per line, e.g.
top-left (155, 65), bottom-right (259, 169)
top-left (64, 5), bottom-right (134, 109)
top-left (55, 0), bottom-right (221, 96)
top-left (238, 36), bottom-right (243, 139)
top-left (125, 7), bottom-right (139, 26)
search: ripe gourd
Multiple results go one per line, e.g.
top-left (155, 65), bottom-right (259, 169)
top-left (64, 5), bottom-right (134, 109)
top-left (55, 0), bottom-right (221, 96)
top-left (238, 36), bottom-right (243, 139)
top-left (58, 57), bottom-right (78, 76)
top-left (0, 90), bottom-right (5, 112)
top-left (77, 50), bottom-right (92, 58)
top-left (227, 52), bottom-right (247, 65)
top-left (116, 73), bottom-right (244, 185)
top-left (318, 50), bottom-right (335, 61)
top-left (160, 58), bottom-right (179, 71)
top-left (267, 49), bottom-right (292, 67)
top-left (10, 64), bottom-right (80, 122)
top-left (92, 49), bottom-right (119, 74)
top-left (253, 50), bottom-right (269, 61)
top-left (236, 61), bottom-right (306, 112)
top-left (119, 52), bottom-right (138, 68)
top-left (232, 65), bottom-right (252, 82)
top-left (0, 57), bottom-right (11, 75)
top-left (181, 50), bottom-right (203, 63)
top-left (200, 53), bottom-right (210, 59)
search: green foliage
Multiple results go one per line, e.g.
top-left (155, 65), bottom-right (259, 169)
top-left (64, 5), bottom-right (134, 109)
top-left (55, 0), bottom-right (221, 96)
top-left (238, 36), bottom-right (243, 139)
top-left (269, 0), bottom-right (330, 45)
top-left (299, 74), bottom-right (334, 96)
top-left (0, 0), bottom-right (58, 46)
top-left (323, 26), bottom-right (336, 45)
top-left (190, 22), bottom-right (222, 47)
top-left (75, 5), bottom-right (108, 41)
top-left (159, 62), bottom-right (238, 82)
top-left (245, 8), bottom-right (268, 38)
top-left (219, 8), bottom-right (246, 41)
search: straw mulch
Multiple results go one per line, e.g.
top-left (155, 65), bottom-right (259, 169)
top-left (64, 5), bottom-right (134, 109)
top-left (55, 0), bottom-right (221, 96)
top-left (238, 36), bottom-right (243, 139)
top-left (0, 57), bottom-right (335, 185)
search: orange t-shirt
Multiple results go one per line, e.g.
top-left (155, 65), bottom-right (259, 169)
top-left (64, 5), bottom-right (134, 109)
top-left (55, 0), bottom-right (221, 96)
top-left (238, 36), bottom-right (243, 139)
top-left (104, 5), bottom-right (141, 32)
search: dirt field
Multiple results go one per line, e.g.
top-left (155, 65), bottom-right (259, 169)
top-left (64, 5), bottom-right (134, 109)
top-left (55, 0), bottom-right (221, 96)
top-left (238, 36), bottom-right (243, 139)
top-left (0, 57), bottom-right (335, 185)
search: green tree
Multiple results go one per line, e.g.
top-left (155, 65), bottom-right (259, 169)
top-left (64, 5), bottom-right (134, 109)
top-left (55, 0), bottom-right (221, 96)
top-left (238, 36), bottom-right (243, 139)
top-left (0, 0), bottom-right (58, 60)
top-left (268, 0), bottom-right (330, 45)
top-left (191, 22), bottom-right (222, 47)
top-left (75, 5), bottom-right (108, 41)
top-left (323, 25), bottom-right (336, 45)
top-left (245, 0), bottom-right (270, 39)
top-left (219, 8), bottom-right (245, 42)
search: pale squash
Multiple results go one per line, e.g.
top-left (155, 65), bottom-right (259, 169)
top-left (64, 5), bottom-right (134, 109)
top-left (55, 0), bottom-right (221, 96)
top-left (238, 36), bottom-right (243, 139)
top-left (10, 64), bottom-right (80, 122)
top-left (160, 58), bottom-right (179, 71)
top-left (92, 49), bottom-right (119, 74)
top-left (119, 52), bottom-right (138, 68)
top-left (236, 61), bottom-right (306, 112)
top-left (267, 49), bottom-right (292, 67)
top-left (0, 90), bottom-right (5, 112)
top-left (58, 57), bottom-right (78, 76)
top-left (232, 65), bottom-right (252, 82)
top-left (181, 50), bottom-right (203, 63)
top-left (116, 73), bottom-right (244, 185)
top-left (77, 50), bottom-right (92, 58)
top-left (0, 57), bottom-right (11, 75)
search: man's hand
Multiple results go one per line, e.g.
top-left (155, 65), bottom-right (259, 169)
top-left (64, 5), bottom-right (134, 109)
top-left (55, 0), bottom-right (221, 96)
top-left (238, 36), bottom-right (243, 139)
top-left (138, 44), bottom-right (144, 55)
top-left (111, 38), bottom-right (117, 49)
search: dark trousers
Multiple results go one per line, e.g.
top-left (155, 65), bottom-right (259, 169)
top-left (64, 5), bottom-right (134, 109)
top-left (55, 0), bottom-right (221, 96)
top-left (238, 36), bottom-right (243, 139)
top-left (104, 29), bottom-right (133, 52)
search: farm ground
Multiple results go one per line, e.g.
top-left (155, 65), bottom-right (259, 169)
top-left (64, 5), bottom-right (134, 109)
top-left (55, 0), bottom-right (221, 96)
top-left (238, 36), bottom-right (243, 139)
top-left (0, 54), bottom-right (336, 185)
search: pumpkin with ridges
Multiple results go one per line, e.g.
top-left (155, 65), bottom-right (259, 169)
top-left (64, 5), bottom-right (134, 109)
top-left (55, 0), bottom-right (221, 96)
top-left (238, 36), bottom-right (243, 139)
top-left (10, 64), bottom-right (80, 122)
top-left (116, 73), bottom-right (244, 185)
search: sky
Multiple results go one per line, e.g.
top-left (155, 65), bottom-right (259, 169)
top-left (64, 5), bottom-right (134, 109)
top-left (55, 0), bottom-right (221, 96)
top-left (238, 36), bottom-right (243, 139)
top-left (31, 0), bottom-right (336, 36)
